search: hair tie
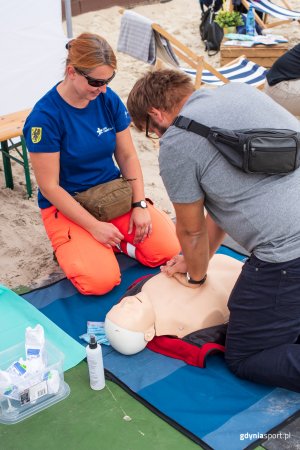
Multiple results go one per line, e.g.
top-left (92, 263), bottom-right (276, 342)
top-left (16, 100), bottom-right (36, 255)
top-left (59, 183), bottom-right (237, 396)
top-left (65, 40), bottom-right (73, 50)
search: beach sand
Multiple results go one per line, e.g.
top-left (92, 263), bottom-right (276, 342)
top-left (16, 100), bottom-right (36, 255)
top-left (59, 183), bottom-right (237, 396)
top-left (1, 0), bottom-right (299, 290)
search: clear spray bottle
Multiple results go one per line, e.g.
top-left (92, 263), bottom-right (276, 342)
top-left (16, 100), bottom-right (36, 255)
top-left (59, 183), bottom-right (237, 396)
top-left (86, 335), bottom-right (105, 390)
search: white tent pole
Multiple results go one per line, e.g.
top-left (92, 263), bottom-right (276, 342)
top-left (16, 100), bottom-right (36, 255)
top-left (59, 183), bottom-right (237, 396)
top-left (64, 0), bottom-right (73, 38)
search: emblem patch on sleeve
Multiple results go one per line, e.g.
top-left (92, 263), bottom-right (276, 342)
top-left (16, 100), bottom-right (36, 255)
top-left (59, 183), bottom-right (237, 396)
top-left (31, 127), bottom-right (42, 143)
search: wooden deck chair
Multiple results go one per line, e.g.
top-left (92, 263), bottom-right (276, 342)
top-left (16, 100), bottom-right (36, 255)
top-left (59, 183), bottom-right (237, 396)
top-left (240, 0), bottom-right (300, 29)
top-left (118, 10), bottom-right (267, 89)
top-left (152, 23), bottom-right (267, 89)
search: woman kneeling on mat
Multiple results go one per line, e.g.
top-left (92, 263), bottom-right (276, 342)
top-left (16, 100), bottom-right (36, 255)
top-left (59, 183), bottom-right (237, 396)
top-left (24, 33), bottom-right (180, 295)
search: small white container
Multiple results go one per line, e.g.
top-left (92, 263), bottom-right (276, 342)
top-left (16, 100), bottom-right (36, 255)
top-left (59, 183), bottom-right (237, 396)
top-left (86, 336), bottom-right (105, 390)
top-left (0, 340), bottom-right (70, 424)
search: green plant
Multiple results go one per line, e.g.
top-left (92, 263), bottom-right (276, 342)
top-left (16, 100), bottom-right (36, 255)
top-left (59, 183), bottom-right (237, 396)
top-left (214, 10), bottom-right (244, 28)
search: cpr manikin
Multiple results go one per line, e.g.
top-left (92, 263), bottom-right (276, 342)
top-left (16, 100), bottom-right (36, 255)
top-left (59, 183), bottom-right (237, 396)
top-left (105, 254), bottom-right (243, 355)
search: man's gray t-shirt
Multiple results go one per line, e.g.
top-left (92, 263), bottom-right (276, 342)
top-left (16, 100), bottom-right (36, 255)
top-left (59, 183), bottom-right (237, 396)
top-left (159, 83), bottom-right (300, 262)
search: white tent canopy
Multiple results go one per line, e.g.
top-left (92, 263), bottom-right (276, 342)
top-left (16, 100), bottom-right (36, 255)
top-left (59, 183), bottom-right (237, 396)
top-left (0, 0), bottom-right (68, 115)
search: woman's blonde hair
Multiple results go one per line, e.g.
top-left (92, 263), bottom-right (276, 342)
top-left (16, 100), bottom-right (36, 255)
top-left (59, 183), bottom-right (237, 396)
top-left (65, 32), bottom-right (117, 74)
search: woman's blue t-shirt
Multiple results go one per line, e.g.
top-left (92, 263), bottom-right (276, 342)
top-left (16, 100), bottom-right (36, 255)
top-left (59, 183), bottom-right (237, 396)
top-left (23, 84), bottom-right (131, 208)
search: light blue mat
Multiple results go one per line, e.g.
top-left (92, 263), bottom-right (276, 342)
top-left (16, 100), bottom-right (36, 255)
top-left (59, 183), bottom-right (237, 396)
top-left (0, 284), bottom-right (85, 371)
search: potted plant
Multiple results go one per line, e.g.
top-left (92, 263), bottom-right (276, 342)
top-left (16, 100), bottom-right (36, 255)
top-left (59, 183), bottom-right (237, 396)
top-left (214, 10), bottom-right (244, 34)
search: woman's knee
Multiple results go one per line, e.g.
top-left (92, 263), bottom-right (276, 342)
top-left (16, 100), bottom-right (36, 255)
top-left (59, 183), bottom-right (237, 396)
top-left (136, 240), bottom-right (180, 267)
top-left (56, 244), bottom-right (121, 295)
top-left (43, 209), bottom-right (121, 295)
top-left (70, 268), bottom-right (121, 295)
top-left (139, 206), bottom-right (180, 266)
top-left (117, 205), bottom-right (180, 267)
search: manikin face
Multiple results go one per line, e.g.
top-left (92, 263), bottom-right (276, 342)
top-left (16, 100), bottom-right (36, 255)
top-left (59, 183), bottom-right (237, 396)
top-left (106, 292), bottom-right (155, 338)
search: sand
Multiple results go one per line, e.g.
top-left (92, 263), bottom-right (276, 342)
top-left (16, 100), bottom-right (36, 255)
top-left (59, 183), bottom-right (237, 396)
top-left (1, 0), bottom-right (299, 290)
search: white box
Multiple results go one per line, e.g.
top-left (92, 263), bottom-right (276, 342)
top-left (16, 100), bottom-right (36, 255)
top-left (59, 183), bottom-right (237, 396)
top-left (0, 340), bottom-right (70, 424)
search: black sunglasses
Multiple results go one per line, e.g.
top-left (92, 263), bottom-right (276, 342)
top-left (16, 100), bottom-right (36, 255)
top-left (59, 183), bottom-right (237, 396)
top-left (145, 115), bottom-right (159, 140)
top-left (75, 68), bottom-right (116, 87)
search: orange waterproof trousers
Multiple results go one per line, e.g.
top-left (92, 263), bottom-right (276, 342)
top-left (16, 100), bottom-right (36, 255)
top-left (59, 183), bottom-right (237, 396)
top-left (41, 203), bottom-right (180, 295)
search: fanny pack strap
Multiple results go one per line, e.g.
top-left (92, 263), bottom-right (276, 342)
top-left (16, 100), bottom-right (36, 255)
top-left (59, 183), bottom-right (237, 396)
top-left (172, 115), bottom-right (300, 175)
top-left (172, 116), bottom-right (211, 139)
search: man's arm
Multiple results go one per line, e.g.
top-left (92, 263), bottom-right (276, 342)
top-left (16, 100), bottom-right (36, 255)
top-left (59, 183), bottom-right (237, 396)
top-left (206, 213), bottom-right (226, 259)
top-left (173, 199), bottom-right (208, 282)
top-left (161, 201), bottom-right (226, 284)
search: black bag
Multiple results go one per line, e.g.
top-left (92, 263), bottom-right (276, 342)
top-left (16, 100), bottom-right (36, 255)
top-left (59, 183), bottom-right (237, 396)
top-left (199, 0), bottom-right (222, 13)
top-left (199, 0), bottom-right (224, 56)
top-left (173, 115), bottom-right (300, 175)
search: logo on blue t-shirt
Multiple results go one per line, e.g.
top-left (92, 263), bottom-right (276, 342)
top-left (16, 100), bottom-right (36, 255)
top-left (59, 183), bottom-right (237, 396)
top-left (97, 127), bottom-right (113, 136)
top-left (31, 127), bottom-right (42, 143)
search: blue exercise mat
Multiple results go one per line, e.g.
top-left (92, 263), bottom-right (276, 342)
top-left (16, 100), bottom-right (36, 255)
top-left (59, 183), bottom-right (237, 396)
top-left (22, 249), bottom-right (300, 450)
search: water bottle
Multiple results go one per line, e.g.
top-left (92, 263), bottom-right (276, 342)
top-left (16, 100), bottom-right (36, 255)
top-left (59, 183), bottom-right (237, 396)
top-left (86, 335), bottom-right (105, 390)
top-left (246, 5), bottom-right (255, 36)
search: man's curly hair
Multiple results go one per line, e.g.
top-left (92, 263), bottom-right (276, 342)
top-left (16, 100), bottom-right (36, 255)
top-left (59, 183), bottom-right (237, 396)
top-left (127, 69), bottom-right (195, 131)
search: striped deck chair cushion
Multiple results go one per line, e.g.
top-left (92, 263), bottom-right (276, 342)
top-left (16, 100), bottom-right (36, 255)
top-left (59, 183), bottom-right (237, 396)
top-left (182, 57), bottom-right (267, 87)
top-left (250, 0), bottom-right (300, 20)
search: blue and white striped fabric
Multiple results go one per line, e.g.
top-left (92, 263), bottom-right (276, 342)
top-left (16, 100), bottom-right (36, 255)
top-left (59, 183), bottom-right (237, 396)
top-left (250, 0), bottom-right (300, 20)
top-left (182, 57), bottom-right (267, 88)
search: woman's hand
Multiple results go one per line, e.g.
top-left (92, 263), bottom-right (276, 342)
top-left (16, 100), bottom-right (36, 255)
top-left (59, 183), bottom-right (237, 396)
top-left (160, 254), bottom-right (187, 277)
top-left (90, 222), bottom-right (124, 249)
top-left (128, 207), bottom-right (152, 245)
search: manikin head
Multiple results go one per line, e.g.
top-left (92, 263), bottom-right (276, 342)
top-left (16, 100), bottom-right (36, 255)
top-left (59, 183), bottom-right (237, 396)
top-left (104, 292), bottom-right (155, 355)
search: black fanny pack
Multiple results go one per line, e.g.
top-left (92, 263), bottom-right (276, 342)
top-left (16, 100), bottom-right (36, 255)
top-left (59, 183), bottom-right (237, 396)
top-left (173, 115), bottom-right (300, 175)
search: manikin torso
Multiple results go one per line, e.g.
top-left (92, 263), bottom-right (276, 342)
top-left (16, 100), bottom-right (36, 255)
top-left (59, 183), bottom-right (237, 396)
top-left (106, 254), bottom-right (243, 339)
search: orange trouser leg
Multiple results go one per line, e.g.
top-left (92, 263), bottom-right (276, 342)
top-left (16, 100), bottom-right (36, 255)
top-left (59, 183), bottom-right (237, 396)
top-left (41, 206), bottom-right (121, 295)
top-left (111, 203), bottom-right (181, 267)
